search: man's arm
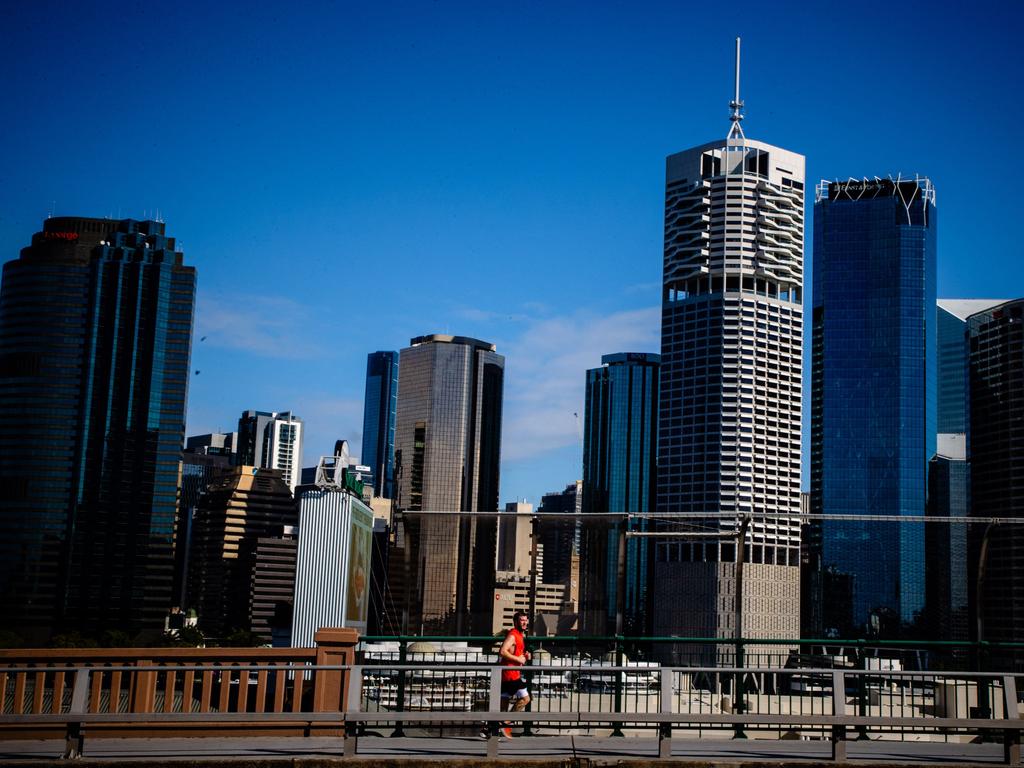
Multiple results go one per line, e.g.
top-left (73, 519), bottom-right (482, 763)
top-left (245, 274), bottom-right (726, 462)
top-left (499, 632), bottom-right (526, 664)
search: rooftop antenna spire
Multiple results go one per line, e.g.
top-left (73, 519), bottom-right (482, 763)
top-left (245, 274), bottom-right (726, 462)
top-left (727, 36), bottom-right (745, 140)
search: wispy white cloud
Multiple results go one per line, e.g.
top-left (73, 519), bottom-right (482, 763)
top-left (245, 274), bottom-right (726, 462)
top-left (195, 293), bottom-right (324, 359)
top-left (497, 306), bottom-right (660, 461)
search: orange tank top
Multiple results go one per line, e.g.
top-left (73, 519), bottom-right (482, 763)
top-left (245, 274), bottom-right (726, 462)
top-left (501, 628), bottom-right (524, 681)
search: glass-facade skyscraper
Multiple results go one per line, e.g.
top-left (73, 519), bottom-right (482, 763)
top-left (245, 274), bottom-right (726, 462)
top-left (361, 351), bottom-right (398, 499)
top-left (654, 89), bottom-right (804, 653)
top-left (810, 177), bottom-right (937, 637)
top-left (389, 334), bottom-right (503, 635)
top-left (0, 217), bottom-right (196, 640)
top-left (581, 353), bottom-right (659, 636)
top-left (967, 299), bottom-right (1024, 669)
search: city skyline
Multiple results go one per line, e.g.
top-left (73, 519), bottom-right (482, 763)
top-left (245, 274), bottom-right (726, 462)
top-left (3, 2), bottom-right (1023, 506)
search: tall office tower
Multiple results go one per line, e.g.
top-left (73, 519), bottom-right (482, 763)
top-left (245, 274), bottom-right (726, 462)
top-left (967, 299), bottom-right (1024, 669)
top-left (237, 410), bottom-right (304, 493)
top-left (937, 300), bottom-right (1006, 433)
top-left (581, 352), bottom-right (659, 636)
top-left (923, 301), bottom-right (1002, 646)
top-left (654, 45), bottom-right (803, 653)
top-left (497, 501), bottom-right (533, 576)
top-left (390, 334), bottom-right (504, 635)
top-left (362, 351), bottom-right (399, 498)
top-left (925, 434), bottom-right (969, 644)
top-left (188, 466), bottom-right (298, 638)
top-left (174, 441), bottom-right (236, 610)
top-left (537, 481), bottom-right (582, 587)
top-left (0, 217), bottom-right (195, 641)
top-left (810, 177), bottom-right (936, 637)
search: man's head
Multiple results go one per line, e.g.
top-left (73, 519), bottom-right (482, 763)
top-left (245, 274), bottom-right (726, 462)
top-left (513, 611), bottom-right (529, 632)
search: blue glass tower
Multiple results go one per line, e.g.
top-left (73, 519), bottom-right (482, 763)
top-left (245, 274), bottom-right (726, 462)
top-left (810, 177), bottom-right (937, 637)
top-left (361, 351), bottom-right (398, 498)
top-left (0, 217), bottom-right (196, 640)
top-left (581, 352), bottom-right (659, 636)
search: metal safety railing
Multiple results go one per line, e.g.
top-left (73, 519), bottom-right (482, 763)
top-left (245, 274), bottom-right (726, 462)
top-left (2, 661), bottom-right (1022, 763)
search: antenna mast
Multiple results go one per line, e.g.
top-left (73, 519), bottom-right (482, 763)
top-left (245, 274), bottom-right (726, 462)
top-left (728, 37), bottom-right (745, 140)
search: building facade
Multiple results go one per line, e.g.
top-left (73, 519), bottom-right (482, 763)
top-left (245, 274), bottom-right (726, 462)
top-left (967, 299), bottom-right (1024, 669)
top-left (390, 334), bottom-right (504, 635)
top-left (237, 410), bottom-right (304, 493)
top-left (581, 353), bottom-right (659, 636)
top-left (654, 106), bottom-right (804, 650)
top-left (536, 481), bottom-right (582, 589)
top-left (361, 351), bottom-right (399, 499)
top-left (291, 478), bottom-right (375, 647)
top-left (925, 434), bottom-right (970, 644)
top-left (188, 466), bottom-right (298, 639)
top-left (0, 217), bottom-right (195, 641)
top-left (810, 177), bottom-right (937, 637)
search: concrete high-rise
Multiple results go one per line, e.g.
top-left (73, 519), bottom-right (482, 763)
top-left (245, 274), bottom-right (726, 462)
top-left (654, 45), bottom-right (804, 651)
top-left (361, 351), bottom-right (399, 498)
top-left (390, 334), bottom-right (504, 635)
top-left (967, 299), bottom-right (1024, 669)
top-left (0, 217), bottom-right (196, 641)
top-left (581, 353), bottom-right (659, 636)
top-left (237, 410), bottom-right (304, 493)
top-left (188, 466), bottom-right (298, 639)
top-left (810, 177), bottom-right (937, 637)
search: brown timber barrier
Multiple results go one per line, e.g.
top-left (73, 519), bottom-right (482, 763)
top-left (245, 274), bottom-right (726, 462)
top-left (0, 627), bottom-right (358, 743)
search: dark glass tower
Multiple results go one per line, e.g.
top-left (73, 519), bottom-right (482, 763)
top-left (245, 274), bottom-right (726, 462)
top-left (967, 299), bottom-right (1024, 669)
top-left (581, 353), bottom-right (658, 636)
top-left (810, 178), bottom-right (937, 637)
top-left (389, 335), bottom-right (503, 635)
top-left (0, 217), bottom-right (196, 640)
top-left (361, 351), bottom-right (398, 498)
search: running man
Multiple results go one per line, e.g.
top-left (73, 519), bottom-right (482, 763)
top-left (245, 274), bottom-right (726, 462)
top-left (498, 610), bottom-right (531, 736)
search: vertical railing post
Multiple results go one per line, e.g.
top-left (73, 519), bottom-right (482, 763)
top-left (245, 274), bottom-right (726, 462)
top-left (855, 648), bottom-right (868, 739)
top-left (1002, 675), bottom-right (1020, 766)
top-left (522, 636), bottom-right (534, 737)
top-left (831, 670), bottom-right (847, 762)
top-left (131, 660), bottom-right (155, 714)
top-left (611, 635), bottom-right (624, 737)
top-left (487, 666), bottom-right (501, 757)
top-left (392, 639), bottom-right (407, 737)
top-left (343, 665), bottom-right (362, 757)
top-left (314, 628), bottom-right (360, 711)
top-left (659, 667), bottom-right (673, 758)
top-left (62, 668), bottom-right (90, 760)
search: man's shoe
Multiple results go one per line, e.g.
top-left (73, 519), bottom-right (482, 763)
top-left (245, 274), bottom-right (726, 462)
top-left (501, 726), bottom-right (513, 738)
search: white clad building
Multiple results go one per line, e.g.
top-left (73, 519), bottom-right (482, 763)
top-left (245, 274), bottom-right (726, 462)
top-left (291, 470), bottom-right (374, 647)
top-left (655, 42), bottom-right (803, 656)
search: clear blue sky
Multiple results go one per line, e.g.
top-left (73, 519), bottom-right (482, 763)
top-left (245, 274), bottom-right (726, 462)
top-left (2, 0), bottom-right (1021, 506)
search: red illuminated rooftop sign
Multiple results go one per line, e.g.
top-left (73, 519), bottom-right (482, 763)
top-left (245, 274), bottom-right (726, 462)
top-left (43, 231), bottom-right (79, 241)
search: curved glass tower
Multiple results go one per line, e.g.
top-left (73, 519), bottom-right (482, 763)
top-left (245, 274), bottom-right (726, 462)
top-left (0, 217), bottom-right (196, 640)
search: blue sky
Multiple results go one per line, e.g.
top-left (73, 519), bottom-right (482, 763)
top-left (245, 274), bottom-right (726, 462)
top-left (2, 1), bottom-right (1022, 505)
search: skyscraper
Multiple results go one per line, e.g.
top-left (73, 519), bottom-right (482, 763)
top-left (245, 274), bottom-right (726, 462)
top-left (537, 481), bottom-right (582, 588)
top-left (966, 298), bottom-right (1024, 669)
top-left (654, 44), bottom-right (803, 650)
top-left (188, 466), bottom-right (298, 638)
top-left (361, 351), bottom-right (399, 498)
top-left (389, 334), bottom-right (504, 635)
top-left (810, 176), bottom-right (937, 636)
top-left (937, 300), bottom-right (1006, 433)
top-left (581, 353), bottom-right (659, 636)
top-left (237, 410), bottom-right (304, 493)
top-left (0, 217), bottom-right (196, 640)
